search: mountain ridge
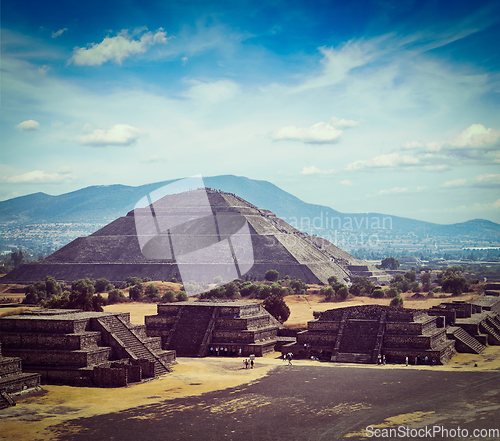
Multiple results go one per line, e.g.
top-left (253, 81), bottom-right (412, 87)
top-left (1, 175), bottom-right (499, 242)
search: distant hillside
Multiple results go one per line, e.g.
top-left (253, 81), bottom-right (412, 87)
top-left (1, 175), bottom-right (499, 245)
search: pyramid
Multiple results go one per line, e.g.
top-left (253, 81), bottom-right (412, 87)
top-left (4, 189), bottom-right (384, 286)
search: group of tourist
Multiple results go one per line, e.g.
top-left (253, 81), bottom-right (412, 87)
top-left (209, 346), bottom-right (242, 357)
top-left (377, 353), bottom-right (437, 365)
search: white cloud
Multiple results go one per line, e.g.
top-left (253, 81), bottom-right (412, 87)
top-left (401, 141), bottom-right (424, 149)
top-left (401, 124), bottom-right (500, 165)
top-left (181, 57), bottom-right (188, 66)
top-left (345, 153), bottom-right (419, 170)
top-left (0, 169), bottom-right (74, 184)
top-left (449, 124), bottom-right (500, 148)
top-left (299, 166), bottom-right (335, 175)
top-left (475, 174), bottom-right (500, 184)
top-left (15, 120), bottom-right (40, 131)
top-left (340, 179), bottom-right (353, 186)
top-left (330, 117), bottom-right (362, 129)
top-left (70, 28), bottom-right (168, 66)
top-left (442, 178), bottom-right (467, 188)
top-left (75, 124), bottom-right (143, 146)
top-left (273, 122), bottom-right (343, 144)
top-left (378, 187), bottom-right (409, 195)
top-left (183, 79), bottom-right (240, 103)
top-left (424, 165), bottom-right (449, 171)
top-left (52, 28), bottom-right (67, 39)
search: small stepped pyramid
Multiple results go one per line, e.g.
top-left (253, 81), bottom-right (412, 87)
top-left (146, 301), bottom-right (287, 357)
top-left (0, 310), bottom-right (175, 387)
top-left (284, 305), bottom-right (456, 365)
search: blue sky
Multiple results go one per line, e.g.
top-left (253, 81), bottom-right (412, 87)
top-left (1, 0), bottom-right (500, 224)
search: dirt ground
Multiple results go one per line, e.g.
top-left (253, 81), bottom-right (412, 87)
top-left (2, 349), bottom-right (500, 441)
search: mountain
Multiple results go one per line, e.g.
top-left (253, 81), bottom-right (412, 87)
top-left (2, 188), bottom-right (390, 285)
top-left (1, 175), bottom-right (499, 248)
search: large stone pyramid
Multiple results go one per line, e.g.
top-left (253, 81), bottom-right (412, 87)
top-left (4, 188), bottom-right (385, 286)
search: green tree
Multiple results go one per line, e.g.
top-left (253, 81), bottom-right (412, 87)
top-left (327, 275), bottom-right (338, 286)
top-left (320, 286), bottom-right (335, 301)
top-left (421, 272), bottom-right (432, 291)
top-left (262, 294), bottom-right (291, 324)
top-left (404, 271), bottom-right (417, 283)
top-left (176, 291), bottom-right (188, 302)
top-left (129, 285), bottom-right (142, 301)
top-left (145, 283), bottom-right (160, 299)
top-left (349, 276), bottom-right (374, 296)
top-left (372, 288), bottom-right (385, 299)
top-left (257, 284), bottom-right (272, 299)
top-left (108, 289), bottom-right (126, 304)
top-left (264, 269), bottom-right (279, 282)
top-left (390, 295), bottom-right (404, 307)
top-left (391, 274), bottom-right (410, 292)
top-left (336, 285), bottom-right (349, 300)
top-left (381, 257), bottom-right (399, 270)
top-left (290, 279), bottom-right (307, 294)
top-left (95, 278), bottom-right (112, 293)
top-left (162, 290), bottom-right (176, 302)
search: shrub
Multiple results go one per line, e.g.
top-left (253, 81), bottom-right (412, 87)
top-left (257, 284), bottom-right (272, 299)
top-left (176, 291), bottom-right (188, 302)
top-left (386, 286), bottom-right (400, 298)
top-left (390, 295), bottom-right (404, 307)
top-left (145, 283), bottom-right (160, 299)
top-left (336, 285), bottom-right (349, 301)
top-left (290, 279), bottom-right (307, 294)
top-left (162, 290), bottom-right (176, 302)
top-left (320, 286), bottom-right (335, 301)
top-left (410, 281), bottom-right (420, 293)
top-left (108, 289), bottom-right (126, 304)
top-left (95, 278), bottom-right (112, 293)
top-left (327, 276), bottom-right (338, 286)
top-left (264, 269), bottom-right (279, 282)
top-left (372, 289), bottom-right (385, 299)
top-left (129, 285), bottom-right (142, 301)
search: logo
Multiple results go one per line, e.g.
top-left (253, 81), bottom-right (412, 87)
top-left (134, 175), bottom-right (254, 296)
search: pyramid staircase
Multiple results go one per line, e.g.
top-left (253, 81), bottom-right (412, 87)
top-left (333, 319), bottom-right (379, 363)
top-left (167, 305), bottom-right (216, 357)
top-left (480, 317), bottom-right (500, 345)
top-left (94, 315), bottom-right (173, 375)
top-left (446, 327), bottom-right (486, 354)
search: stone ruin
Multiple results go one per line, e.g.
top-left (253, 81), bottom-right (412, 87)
top-left (3, 189), bottom-right (388, 286)
top-left (431, 296), bottom-right (500, 353)
top-left (0, 309), bottom-right (175, 388)
top-left (283, 305), bottom-right (456, 365)
top-left (283, 296), bottom-right (500, 364)
top-left (0, 341), bottom-right (40, 409)
top-left (145, 301), bottom-right (293, 357)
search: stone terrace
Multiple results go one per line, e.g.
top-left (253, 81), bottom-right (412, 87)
top-left (0, 310), bottom-right (175, 387)
top-left (145, 301), bottom-right (292, 357)
top-left (283, 305), bottom-right (456, 365)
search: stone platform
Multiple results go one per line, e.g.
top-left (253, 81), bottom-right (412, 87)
top-left (145, 301), bottom-right (291, 357)
top-left (0, 309), bottom-right (176, 387)
top-left (282, 305), bottom-right (456, 365)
